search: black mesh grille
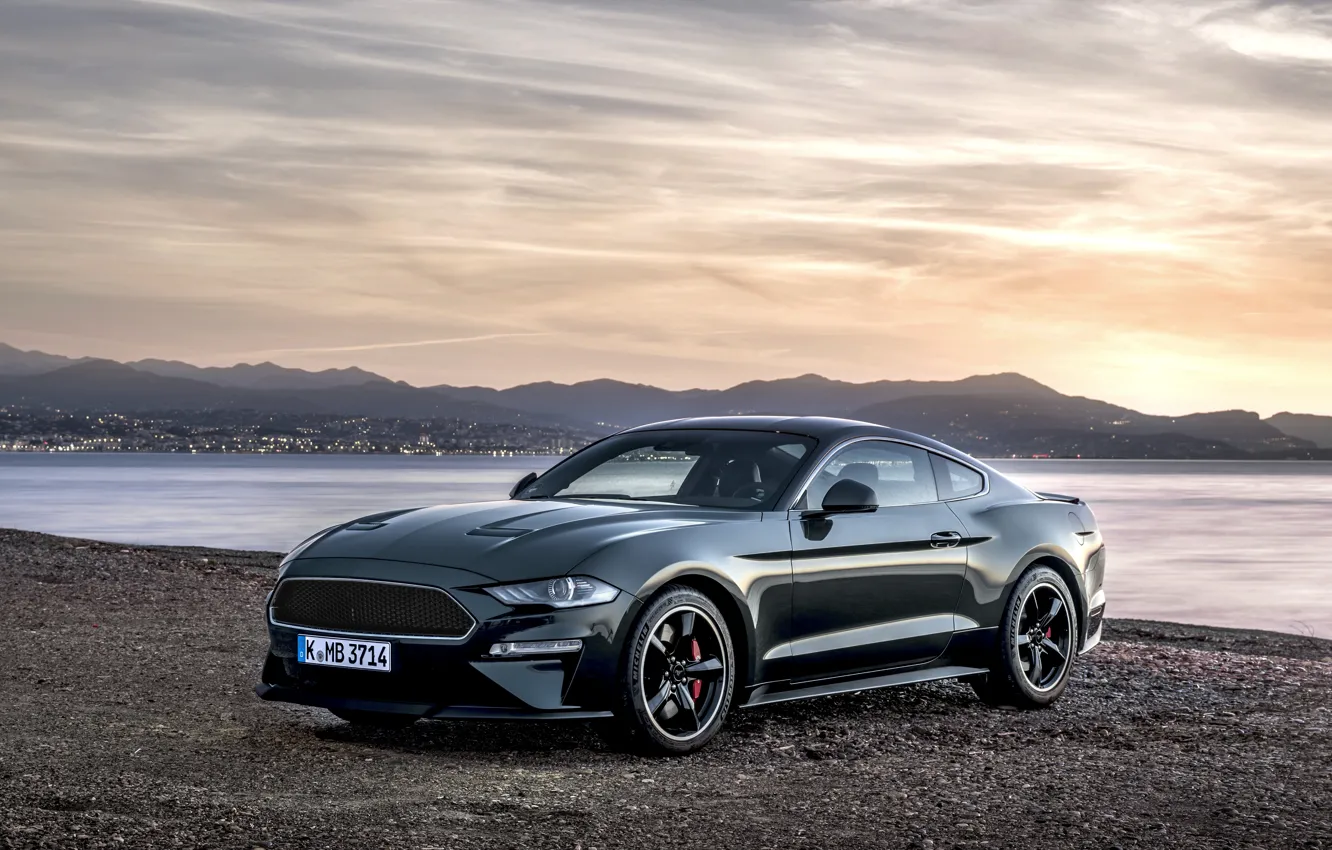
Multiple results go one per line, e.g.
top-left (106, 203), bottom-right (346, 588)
top-left (271, 579), bottom-right (474, 637)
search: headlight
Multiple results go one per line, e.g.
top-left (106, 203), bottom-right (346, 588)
top-left (484, 576), bottom-right (620, 608)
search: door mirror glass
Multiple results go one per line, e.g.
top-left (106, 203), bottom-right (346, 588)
top-left (510, 472), bottom-right (539, 499)
top-left (820, 478), bottom-right (878, 512)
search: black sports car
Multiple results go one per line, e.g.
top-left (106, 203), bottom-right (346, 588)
top-left (257, 416), bottom-right (1106, 754)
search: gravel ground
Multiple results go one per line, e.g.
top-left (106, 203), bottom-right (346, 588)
top-left (1, 528), bottom-right (1329, 850)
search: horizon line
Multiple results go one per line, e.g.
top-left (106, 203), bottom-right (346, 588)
top-left (0, 340), bottom-right (1324, 419)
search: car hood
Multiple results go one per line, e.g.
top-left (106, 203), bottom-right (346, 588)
top-left (294, 499), bottom-right (760, 582)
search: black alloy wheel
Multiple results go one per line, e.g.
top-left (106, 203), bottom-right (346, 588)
top-left (1016, 581), bottom-right (1073, 691)
top-left (604, 585), bottom-right (735, 755)
top-left (971, 565), bottom-right (1079, 709)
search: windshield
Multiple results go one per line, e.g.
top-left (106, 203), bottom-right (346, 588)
top-left (517, 429), bottom-right (817, 511)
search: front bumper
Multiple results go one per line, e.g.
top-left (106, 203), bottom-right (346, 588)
top-left (257, 566), bottom-right (640, 720)
top-left (254, 683), bottom-right (613, 720)
top-left (1081, 595), bottom-right (1106, 655)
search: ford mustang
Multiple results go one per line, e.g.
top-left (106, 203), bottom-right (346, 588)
top-left (257, 416), bottom-right (1106, 754)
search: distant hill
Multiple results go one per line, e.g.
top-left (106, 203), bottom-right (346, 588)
top-left (707, 372), bottom-right (1062, 419)
top-left (441, 379), bottom-right (688, 427)
top-left (1266, 413), bottom-right (1332, 449)
top-left (0, 361), bottom-right (572, 426)
top-left (0, 361), bottom-right (266, 410)
top-left (1, 344), bottom-right (394, 391)
top-left (853, 394), bottom-right (1310, 458)
top-left (0, 343), bottom-right (89, 377)
top-left (2, 343), bottom-right (1329, 458)
top-left (127, 359), bottom-right (393, 391)
top-left (435, 372), bottom-right (1061, 428)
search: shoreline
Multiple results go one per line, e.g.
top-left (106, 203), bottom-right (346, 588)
top-left (2, 528), bottom-right (1329, 848)
top-left (6, 449), bottom-right (1332, 462)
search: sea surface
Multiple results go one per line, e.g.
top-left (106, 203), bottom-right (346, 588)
top-left (1, 453), bottom-right (1329, 637)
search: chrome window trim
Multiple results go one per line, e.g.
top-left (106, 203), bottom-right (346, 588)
top-left (268, 576), bottom-right (478, 643)
top-left (783, 435), bottom-right (991, 511)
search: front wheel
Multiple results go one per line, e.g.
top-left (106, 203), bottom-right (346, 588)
top-left (971, 566), bottom-right (1079, 709)
top-left (602, 585), bottom-right (736, 755)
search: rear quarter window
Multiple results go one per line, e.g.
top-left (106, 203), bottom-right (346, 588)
top-left (930, 454), bottom-right (985, 499)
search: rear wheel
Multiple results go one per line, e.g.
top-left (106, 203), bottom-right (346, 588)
top-left (971, 566), bottom-right (1078, 709)
top-left (602, 585), bottom-right (735, 755)
top-left (329, 709), bottom-right (420, 729)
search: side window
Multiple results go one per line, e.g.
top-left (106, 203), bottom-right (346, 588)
top-left (802, 441), bottom-right (939, 509)
top-left (930, 454), bottom-right (985, 499)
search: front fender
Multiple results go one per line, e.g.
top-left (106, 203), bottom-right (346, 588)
top-left (572, 517), bottom-right (794, 687)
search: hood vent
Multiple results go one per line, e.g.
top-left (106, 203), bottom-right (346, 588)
top-left (467, 526), bottom-right (531, 538)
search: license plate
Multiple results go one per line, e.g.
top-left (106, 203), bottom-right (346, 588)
top-left (298, 634), bottom-right (392, 672)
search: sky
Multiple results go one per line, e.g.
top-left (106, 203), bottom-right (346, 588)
top-left (0, 0), bottom-right (1330, 415)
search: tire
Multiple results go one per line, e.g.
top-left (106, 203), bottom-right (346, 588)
top-left (971, 566), bottom-right (1079, 709)
top-left (601, 585), bottom-right (736, 755)
top-left (329, 709), bottom-right (420, 729)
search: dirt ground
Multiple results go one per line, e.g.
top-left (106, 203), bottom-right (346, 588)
top-left (2, 528), bottom-right (1329, 849)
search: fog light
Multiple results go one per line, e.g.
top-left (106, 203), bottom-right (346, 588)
top-left (488, 639), bottom-right (584, 657)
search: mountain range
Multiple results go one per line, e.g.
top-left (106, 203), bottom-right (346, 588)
top-left (0, 358), bottom-right (559, 426)
top-left (0, 343), bottom-right (390, 390)
top-left (2, 342), bottom-right (1330, 457)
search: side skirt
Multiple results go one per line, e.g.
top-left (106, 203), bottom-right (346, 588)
top-left (740, 664), bottom-right (989, 709)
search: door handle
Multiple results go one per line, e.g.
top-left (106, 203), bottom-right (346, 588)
top-left (930, 531), bottom-right (963, 549)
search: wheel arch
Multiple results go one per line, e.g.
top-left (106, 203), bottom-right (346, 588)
top-left (651, 572), bottom-right (754, 689)
top-left (1013, 554), bottom-right (1089, 647)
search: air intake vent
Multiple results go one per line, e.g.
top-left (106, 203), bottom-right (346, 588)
top-left (271, 579), bottom-right (475, 638)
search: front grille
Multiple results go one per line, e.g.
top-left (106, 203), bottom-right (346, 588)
top-left (270, 578), bottom-right (475, 638)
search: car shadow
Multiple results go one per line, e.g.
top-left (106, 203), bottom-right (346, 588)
top-left (300, 679), bottom-right (985, 758)
top-left (311, 716), bottom-right (613, 756)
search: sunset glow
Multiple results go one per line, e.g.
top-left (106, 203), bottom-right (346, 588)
top-left (1, 0), bottom-right (1329, 414)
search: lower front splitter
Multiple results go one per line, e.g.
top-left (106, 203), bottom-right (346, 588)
top-left (254, 683), bottom-right (612, 721)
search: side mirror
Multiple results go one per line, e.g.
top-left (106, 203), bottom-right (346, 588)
top-left (818, 479), bottom-right (878, 514)
top-left (510, 472), bottom-right (539, 499)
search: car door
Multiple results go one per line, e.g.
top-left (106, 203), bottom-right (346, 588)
top-left (786, 440), bottom-right (968, 680)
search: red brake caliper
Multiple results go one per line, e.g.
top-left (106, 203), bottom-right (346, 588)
top-left (690, 639), bottom-right (702, 700)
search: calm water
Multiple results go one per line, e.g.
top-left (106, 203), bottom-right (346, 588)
top-left (1, 454), bottom-right (1329, 637)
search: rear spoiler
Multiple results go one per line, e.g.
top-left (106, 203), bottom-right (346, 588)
top-left (1035, 491), bottom-right (1081, 505)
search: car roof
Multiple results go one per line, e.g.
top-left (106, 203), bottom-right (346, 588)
top-left (621, 415), bottom-right (976, 463)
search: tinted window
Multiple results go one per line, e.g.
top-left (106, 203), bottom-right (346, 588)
top-left (518, 429), bottom-right (815, 511)
top-left (800, 441), bottom-right (939, 509)
top-left (930, 454), bottom-right (985, 499)
top-left (560, 445), bottom-right (699, 499)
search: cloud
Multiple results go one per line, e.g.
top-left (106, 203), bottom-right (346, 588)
top-left (0, 0), bottom-right (1329, 413)
top-left (690, 265), bottom-right (784, 303)
top-left (236, 333), bottom-right (553, 357)
top-left (1198, 4), bottom-right (1332, 65)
